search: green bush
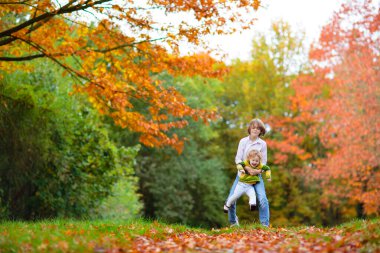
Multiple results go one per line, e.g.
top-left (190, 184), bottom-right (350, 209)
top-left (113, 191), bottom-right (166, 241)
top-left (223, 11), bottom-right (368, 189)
top-left (136, 140), bottom-right (228, 228)
top-left (0, 61), bottom-right (141, 219)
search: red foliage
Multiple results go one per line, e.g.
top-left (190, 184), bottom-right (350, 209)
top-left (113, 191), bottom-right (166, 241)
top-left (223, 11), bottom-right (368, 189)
top-left (271, 0), bottom-right (380, 215)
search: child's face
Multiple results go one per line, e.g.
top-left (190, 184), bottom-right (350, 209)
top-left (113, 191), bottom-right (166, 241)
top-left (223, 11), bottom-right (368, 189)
top-left (249, 156), bottom-right (260, 167)
top-left (250, 124), bottom-right (261, 138)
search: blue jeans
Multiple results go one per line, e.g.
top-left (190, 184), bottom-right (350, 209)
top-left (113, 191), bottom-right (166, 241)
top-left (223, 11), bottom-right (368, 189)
top-left (227, 174), bottom-right (270, 226)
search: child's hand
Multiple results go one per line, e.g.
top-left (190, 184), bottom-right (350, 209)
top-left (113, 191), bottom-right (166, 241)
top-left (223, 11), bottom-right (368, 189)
top-left (246, 168), bottom-right (261, 175)
top-left (267, 178), bottom-right (272, 182)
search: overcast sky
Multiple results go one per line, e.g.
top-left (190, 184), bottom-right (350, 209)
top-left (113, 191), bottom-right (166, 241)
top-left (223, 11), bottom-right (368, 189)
top-left (203, 0), bottom-right (346, 63)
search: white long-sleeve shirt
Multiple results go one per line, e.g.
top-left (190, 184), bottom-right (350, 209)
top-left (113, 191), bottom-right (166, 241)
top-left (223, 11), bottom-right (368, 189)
top-left (235, 136), bottom-right (267, 165)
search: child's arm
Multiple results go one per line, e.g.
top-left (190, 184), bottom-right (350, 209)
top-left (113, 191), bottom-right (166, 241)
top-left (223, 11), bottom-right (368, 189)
top-left (239, 161), bottom-right (253, 174)
top-left (236, 163), bottom-right (246, 174)
top-left (261, 165), bottom-right (272, 181)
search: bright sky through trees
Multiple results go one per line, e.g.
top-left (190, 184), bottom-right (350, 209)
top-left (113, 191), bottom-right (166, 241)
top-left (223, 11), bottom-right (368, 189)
top-left (203, 0), bottom-right (347, 63)
top-left (73, 0), bottom-right (349, 63)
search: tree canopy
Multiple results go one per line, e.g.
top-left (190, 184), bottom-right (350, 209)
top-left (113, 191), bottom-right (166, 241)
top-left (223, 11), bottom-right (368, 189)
top-left (273, 0), bottom-right (380, 216)
top-left (0, 0), bottom-right (262, 152)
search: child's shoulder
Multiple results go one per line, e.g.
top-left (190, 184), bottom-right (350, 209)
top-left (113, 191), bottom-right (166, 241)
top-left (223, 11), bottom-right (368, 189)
top-left (239, 136), bottom-right (250, 143)
top-left (258, 137), bottom-right (267, 145)
top-left (240, 160), bottom-right (249, 166)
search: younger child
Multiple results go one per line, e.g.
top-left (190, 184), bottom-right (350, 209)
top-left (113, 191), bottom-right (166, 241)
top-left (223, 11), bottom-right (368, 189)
top-left (224, 149), bottom-right (271, 212)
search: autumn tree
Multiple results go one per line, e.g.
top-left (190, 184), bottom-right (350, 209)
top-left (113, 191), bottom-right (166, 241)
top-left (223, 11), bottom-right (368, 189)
top-left (109, 74), bottom-right (229, 227)
top-left (287, 0), bottom-right (379, 217)
top-left (216, 20), bottom-right (308, 167)
top-left (0, 0), bottom-right (263, 152)
top-left (214, 20), bottom-right (323, 225)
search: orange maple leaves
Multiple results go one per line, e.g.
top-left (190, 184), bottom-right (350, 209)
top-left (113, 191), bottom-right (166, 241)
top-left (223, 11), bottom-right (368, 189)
top-left (0, 0), bottom-right (262, 152)
top-left (129, 225), bottom-right (376, 253)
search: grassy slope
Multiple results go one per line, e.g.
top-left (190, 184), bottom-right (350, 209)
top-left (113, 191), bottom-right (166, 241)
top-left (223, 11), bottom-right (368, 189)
top-left (0, 218), bottom-right (378, 252)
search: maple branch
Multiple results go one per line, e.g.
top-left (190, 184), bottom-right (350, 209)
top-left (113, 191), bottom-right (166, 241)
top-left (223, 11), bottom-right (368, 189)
top-left (0, 0), bottom-right (74, 38)
top-left (0, 34), bottom-right (169, 62)
top-left (10, 35), bottom-right (138, 104)
top-left (0, 0), bottom-right (110, 41)
top-left (15, 35), bottom-right (89, 83)
top-left (95, 37), bottom-right (167, 53)
top-left (0, 1), bottom-right (30, 4)
top-left (0, 54), bottom-right (46, 61)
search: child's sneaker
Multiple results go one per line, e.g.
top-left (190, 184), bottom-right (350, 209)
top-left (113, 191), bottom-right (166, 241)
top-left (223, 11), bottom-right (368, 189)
top-left (250, 204), bottom-right (257, 211)
top-left (223, 204), bottom-right (230, 213)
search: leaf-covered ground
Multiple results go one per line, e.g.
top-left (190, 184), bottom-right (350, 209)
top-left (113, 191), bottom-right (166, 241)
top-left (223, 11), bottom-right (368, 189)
top-left (0, 218), bottom-right (378, 252)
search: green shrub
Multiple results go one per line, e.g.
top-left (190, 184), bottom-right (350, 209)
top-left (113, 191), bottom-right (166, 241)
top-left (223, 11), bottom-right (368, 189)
top-left (0, 61), bottom-right (141, 219)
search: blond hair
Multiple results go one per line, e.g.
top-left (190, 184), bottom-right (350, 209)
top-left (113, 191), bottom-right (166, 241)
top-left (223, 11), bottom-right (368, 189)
top-left (246, 149), bottom-right (262, 163)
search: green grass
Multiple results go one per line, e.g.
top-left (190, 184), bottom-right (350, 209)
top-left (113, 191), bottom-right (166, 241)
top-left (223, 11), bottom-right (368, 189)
top-left (0, 218), bottom-right (194, 252)
top-left (0, 218), bottom-right (379, 252)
